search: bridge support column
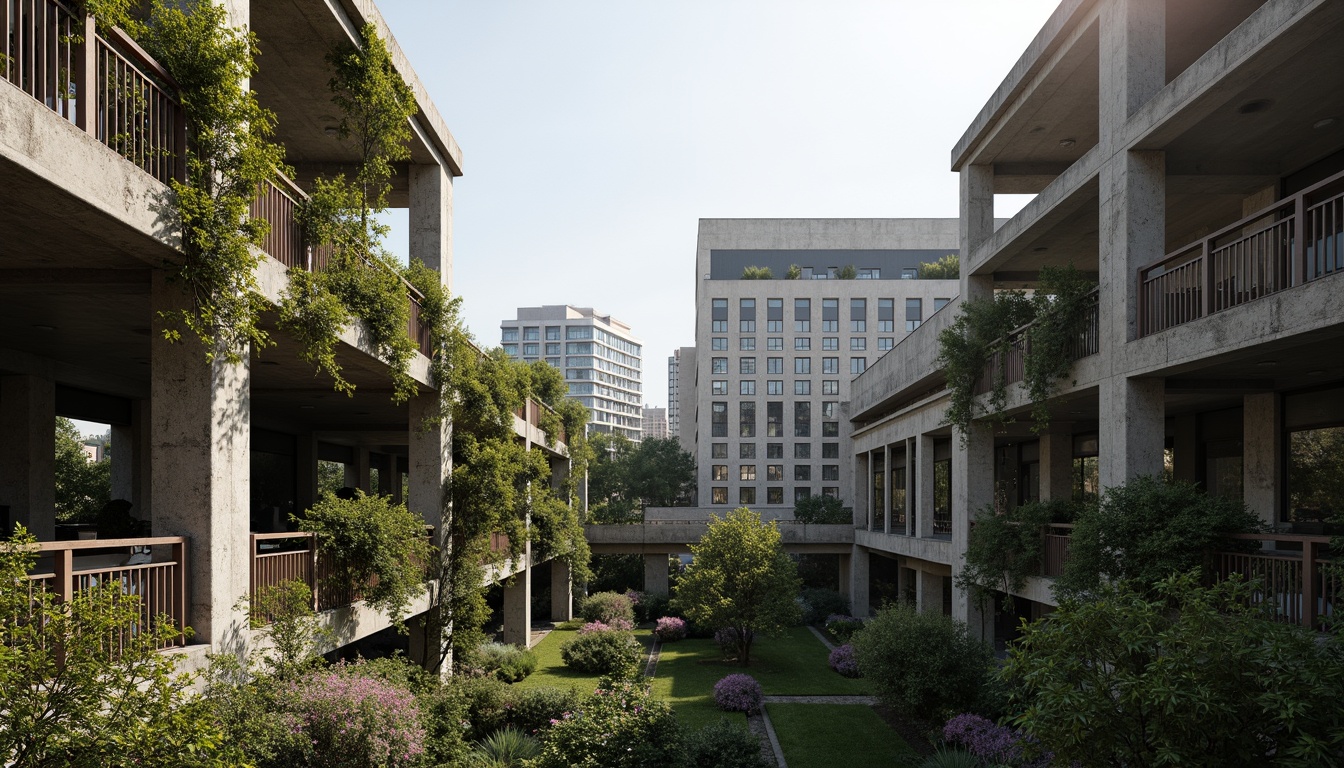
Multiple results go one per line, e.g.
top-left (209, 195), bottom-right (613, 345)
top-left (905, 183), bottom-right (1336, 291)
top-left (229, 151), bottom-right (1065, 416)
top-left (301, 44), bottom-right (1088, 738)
top-left (644, 553), bottom-right (669, 596)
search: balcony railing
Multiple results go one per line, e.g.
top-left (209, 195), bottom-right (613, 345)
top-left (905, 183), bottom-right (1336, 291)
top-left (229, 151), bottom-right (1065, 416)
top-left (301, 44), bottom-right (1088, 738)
top-left (3, 5), bottom-right (432, 357)
top-left (1042, 523), bottom-right (1073, 578)
top-left (1138, 169), bottom-right (1344, 336)
top-left (24, 537), bottom-right (189, 649)
top-left (1215, 533), bottom-right (1336, 631)
top-left (249, 527), bottom-right (436, 624)
top-left (973, 288), bottom-right (1100, 395)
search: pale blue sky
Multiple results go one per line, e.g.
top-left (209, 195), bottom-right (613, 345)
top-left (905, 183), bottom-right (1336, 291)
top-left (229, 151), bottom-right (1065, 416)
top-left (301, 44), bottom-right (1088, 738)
top-left (374, 0), bottom-right (1057, 410)
top-left (70, 1), bottom-right (1059, 438)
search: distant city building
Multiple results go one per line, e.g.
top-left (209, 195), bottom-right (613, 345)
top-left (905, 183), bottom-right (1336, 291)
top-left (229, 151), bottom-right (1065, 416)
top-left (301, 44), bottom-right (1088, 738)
top-left (673, 346), bottom-right (697, 457)
top-left (690, 219), bottom-right (959, 511)
top-left (667, 349), bottom-right (683, 438)
top-left (500, 305), bottom-right (643, 440)
top-left (642, 407), bottom-right (669, 440)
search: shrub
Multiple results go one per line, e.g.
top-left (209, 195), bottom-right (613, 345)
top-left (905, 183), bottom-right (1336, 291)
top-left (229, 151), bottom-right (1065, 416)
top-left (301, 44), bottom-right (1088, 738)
top-left (793, 494), bottom-right (850, 523)
top-left (505, 686), bottom-right (582, 736)
top-left (294, 489), bottom-right (431, 622)
top-left (741, 265), bottom-right (773, 279)
top-left (942, 713), bottom-right (1053, 768)
top-left (654, 616), bottom-right (687, 642)
top-left (578, 618), bottom-right (633, 634)
top-left (682, 718), bottom-right (770, 768)
top-left (560, 628), bottom-right (642, 675)
top-left (470, 725), bottom-right (539, 767)
top-left (828, 643), bottom-right (861, 678)
top-left (474, 642), bottom-right (539, 683)
top-left (1054, 476), bottom-right (1261, 601)
top-left (577, 591), bottom-right (635, 625)
top-left (417, 675), bottom-right (510, 765)
top-left (798, 587), bottom-right (851, 624)
top-left (824, 614), bottom-right (865, 642)
top-left (630, 590), bottom-right (671, 623)
top-left (282, 663), bottom-right (426, 767)
top-left (713, 674), bottom-right (764, 714)
top-left (851, 603), bottom-right (995, 720)
top-left (535, 680), bottom-right (680, 768)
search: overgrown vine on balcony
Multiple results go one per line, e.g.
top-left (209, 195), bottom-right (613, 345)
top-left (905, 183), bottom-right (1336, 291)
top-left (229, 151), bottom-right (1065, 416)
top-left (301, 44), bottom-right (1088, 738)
top-left (114, 1), bottom-right (285, 364)
top-left (280, 23), bottom-right (418, 402)
top-left (955, 498), bottom-right (1078, 608)
top-left (938, 265), bottom-right (1096, 440)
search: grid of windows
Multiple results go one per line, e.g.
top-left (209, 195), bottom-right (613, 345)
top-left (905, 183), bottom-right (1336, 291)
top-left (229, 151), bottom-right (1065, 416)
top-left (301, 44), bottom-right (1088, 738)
top-left (767, 337), bottom-right (783, 350)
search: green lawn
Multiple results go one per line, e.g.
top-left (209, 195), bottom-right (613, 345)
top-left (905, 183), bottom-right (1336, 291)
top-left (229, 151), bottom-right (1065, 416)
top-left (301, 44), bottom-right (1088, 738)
top-left (649, 626), bottom-right (870, 730)
top-left (767, 703), bottom-right (915, 768)
top-left (512, 626), bottom-right (655, 693)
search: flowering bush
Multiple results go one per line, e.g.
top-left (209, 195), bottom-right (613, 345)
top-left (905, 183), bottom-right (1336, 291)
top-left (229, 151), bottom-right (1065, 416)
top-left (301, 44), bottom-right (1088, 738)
top-left (828, 643), bottom-right (861, 678)
top-left (578, 591), bottom-right (635, 625)
top-left (474, 641), bottom-right (539, 682)
top-left (713, 673), bottom-right (764, 714)
top-left (579, 618), bottom-right (634, 634)
top-left (560, 627), bottom-right (642, 675)
top-left (283, 662), bottom-right (426, 767)
top-left (654, 616), bottom-right (687, 642)
top-left (534, 680), bottom-right (680, 768)
top-left (942, 713), bottom-right (1054, 768)
top-left (824, 614), bottom-right (865, 642)
top-left (714, 627), bottom-right (754, 659)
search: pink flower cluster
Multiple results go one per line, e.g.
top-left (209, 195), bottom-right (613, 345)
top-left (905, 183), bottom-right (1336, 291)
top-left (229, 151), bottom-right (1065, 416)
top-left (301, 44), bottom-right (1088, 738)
top-left (284, 662), bottom-right (425, 766)
top-left (579, 617), bottom-right (633, 634)
top-left (653, 616), bottom-right (687, 642)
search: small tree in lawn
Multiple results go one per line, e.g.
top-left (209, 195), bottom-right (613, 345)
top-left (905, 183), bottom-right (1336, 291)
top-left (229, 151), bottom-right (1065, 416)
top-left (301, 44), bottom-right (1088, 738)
top-left (673, 508), bottom-right (800, 665)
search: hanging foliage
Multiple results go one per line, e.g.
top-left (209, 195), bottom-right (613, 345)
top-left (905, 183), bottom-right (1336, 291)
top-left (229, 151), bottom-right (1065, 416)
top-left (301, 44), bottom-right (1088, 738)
top-left (1022, 266), bottom-right (1097, 430)
top-left (937, 290), bottom-right (1034, 440)
top-left (128, 0), bottom-right (286, 363)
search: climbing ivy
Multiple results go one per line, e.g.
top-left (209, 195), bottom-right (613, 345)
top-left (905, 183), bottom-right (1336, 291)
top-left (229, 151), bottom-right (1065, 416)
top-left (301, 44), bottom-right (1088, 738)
top-left (956, 498), bottom-right (1078, 607)
top-left (127, 1), bottom-right (286, 363)
top-left (280, 23), bottom-right (418, 402)
top-left (938, 265), bottom-right (1096, 439)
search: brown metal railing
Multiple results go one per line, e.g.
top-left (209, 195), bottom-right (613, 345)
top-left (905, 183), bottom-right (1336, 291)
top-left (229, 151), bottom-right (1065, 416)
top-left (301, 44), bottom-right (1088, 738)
top-left (93, 26), bottom-right (184, 184)
top-left (1042, 523), bottom-right (1073, 578)
top-left (2, 0), bottom-right (82, 120)
top-left (1215, 533), bottom-right (1335, 631)
top-left (1139, 170), bottom-right (1344, 336)
top-left (24, 537), bottom-right (188, 649)
top-left (249, 175), bottom-right (307, 269)
top-left (973, 288), bottom-right (1100, 395)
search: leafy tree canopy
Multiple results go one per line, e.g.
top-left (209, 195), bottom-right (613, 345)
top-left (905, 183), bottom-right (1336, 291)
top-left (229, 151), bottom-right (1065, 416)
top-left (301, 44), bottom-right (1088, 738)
top-left (917, 253), bottom-right (959, 279)
top-left (54, 417), bottom-right (111, 524)
top-left (588, 435), bottom-right (695, 514)
top-left (673, 508), bottom-right (800, 665)
top-left (791, 494), bottom-right (849, 524)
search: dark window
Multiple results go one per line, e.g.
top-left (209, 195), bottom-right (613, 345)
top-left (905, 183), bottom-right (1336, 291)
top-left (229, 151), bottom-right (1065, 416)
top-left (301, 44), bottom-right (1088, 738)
top-left (712, 487), bottom-right (728, 504)
top-left (794, 402), bottom-right (811, 437)
top-left (822, 465), bottom-right (839, 481)
top-left (767, 443), bottom-right (783, 458)
top-left (822, 442), bottom-right (839, 458)
top-left (740, 402), bottom-right (756, 438)
top-left (822, 422), bottom-right (839, 437)
top-left (767, 402), bottom-right (784, 437)
top-left (767, 487), bottom-right (784, 504)
top-left (794, 298), bottom-right (811, 320)
top-left (740, 298), bottom-right (756, 322)
top-left (767, 299), bottom-right (783, 321)
top-left (739, 487), bottom-right (756, 505)
top-left (712, 299), bottom-right (728, 321)
top-left (711, 402), bottom-right (727, 437)
top-left (712, 443), bottom-right (727, 458)
top-left (795, 465), bottom-right (811, 481)
top-left (795, 442), bottom-right (811, 459)
top-left (822, 299), bottom-right (839, 321)
top-left (740, 443), bottom-right (756, 459)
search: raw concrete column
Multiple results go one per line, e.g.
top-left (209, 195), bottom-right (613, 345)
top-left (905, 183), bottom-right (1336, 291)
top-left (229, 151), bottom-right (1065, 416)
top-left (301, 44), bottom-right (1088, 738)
top-left (1243, 393), bottom-right (1281, 528)
top-left (1100, 150), bottom-right (1165, 346)
top-left (502, 544), bottom-right (532, 648)
top-left (952, 421), bottom-right (993, 637)
top-left (354, 447), bottom-right (371, 493)
top-left (149, 273), bottom-right (250, 652)
top-left (958, 164), bottom-right (995, 291)
top-left (644, 553), bottom-right (670, 596)
top-left (849, 546), bottom-right (870, 616)
top-left (1098, 0), bottom-right (1165, 148)
top-left (410, 162), bottom-right (453, 287)
top-left (295, 432), bottom-right (318, 514)
top-left (408, 393), bottom-right (451, 672)
top-left (882, 443), bottom-right (891, 533)
top-left (1038, 425), bottom-right (1074, 502)
top-left (915, 569), bottom-right (942, 615)
top-left (0, 375), bottom-right (56, 540)
top-left (904, 438), bottom-right (916, 536)
top-left (1099, 377), bottom-right (1166, 489)
top-left (550, 558), bottom-right (573, 622)
top-left (915, 434), bottom-right (936, 538)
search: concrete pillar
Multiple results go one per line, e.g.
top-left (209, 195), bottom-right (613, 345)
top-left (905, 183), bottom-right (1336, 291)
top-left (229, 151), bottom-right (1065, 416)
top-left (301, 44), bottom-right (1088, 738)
top-left (915, 569), bottom-right (942, 615)
top-left (644, 553), bottom-right (670, 596)
top-left (550, 558), bottom-right (573, 622)
top-left (1099, 377), bottom-right (1165, 490)
top-left (1099, 0), bottom-right (1165, 148)
top-left (376, 453), bottom-right (394, 496)
top-left (958, 164), bottom-right (995, 290)
top-left (502, 545), bottom-right (532, 648)
top-left (0, 375), bottom-right (56, 540)
top-left (882, 443), bottom-right (891, 533)
top-left (856, 451), bottom-right (871, 529)
top-left (850, 546), bottom-right (870, 616)
top-left (1243, 393), bottom-right (1281, 528)
top-left (1100, 150), bottom-right (1165, 346)
top-left (952, 421), bottom-right (994, 636)
top-left (915, 434), bottom-right (936, 538)
top-left (295, 432), bottom-right (318, 514)
top-left (109, 400), bottom-right (151, 520)
top-left (1039, 426), bottom-right (1074, 502)
top-left (354, 447), bottom-right (371, 493)
top-left (410, 162), bottom-right (454, 287)
top-left (904, 438), bottom-right (916, 536)
top-left (408, 393), bottom-right (451, 670)
top-left (149, 273), bottom-right (250, 652)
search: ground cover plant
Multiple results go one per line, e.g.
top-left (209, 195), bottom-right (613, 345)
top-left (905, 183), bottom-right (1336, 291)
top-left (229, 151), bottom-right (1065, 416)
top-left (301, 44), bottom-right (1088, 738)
top-left (512, 626), bottom-right (654, 692)
top-left (767, 703), bottom-right (916, 768)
